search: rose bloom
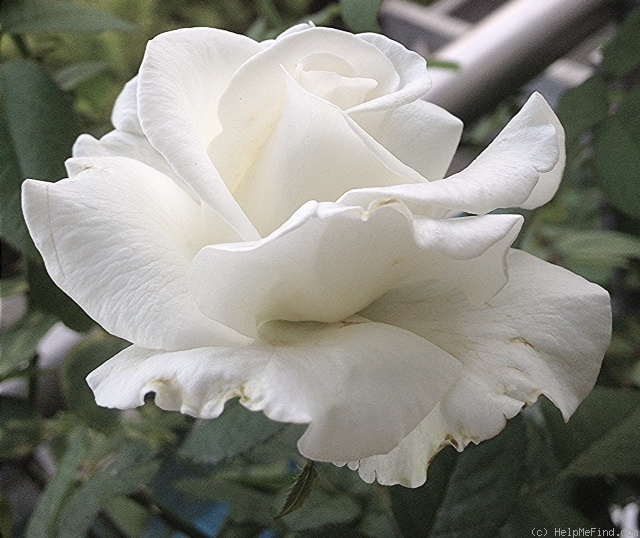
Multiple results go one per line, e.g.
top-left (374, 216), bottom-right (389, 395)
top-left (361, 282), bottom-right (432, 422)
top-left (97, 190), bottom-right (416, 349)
top-left (22, 24), bottom-right (611, 487)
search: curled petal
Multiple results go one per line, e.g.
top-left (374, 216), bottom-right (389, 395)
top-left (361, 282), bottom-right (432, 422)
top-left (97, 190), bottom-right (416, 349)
top-left (72, 76), bottom-right (185, 191)
top-left (73, 132), bottom-right (179, 187)
top-left (110, 76), bottom-right (143, 134)
top-left (189, 199), bottom-right (522, 338)
top-left (339, 92), bottom-right (563, 216)
top-left (356, 100), bottom-right (463, 182)
top-left (87, 318), bottom-right (462, 462)
top-left (354, 249), bottom-right (611, 486)
top-left (22, 156), bottom-right (245, 350)
top-left (349, 32), bottom-right (431, 114)
top-left (215, 71), bottom-right (422, 235)
top-left (137, 28), bottom-right (262, 240)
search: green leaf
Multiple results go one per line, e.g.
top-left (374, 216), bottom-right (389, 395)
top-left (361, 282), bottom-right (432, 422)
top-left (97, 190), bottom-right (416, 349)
top-left (0, 108), bottom-right (37, 257)
top-left (339, 0), bottom-right (382, 32)
top-left (0, 310), bottom-right (57, 379)
top-left (26, 427), bottom-right (89, 538)
top-left (427, 60), bottom-right (460, 70)
top-left (540, 388), bottom-right (640, 477)
top-left (601, 7), bottom-right (640, 78)
top-left (0, 59), bottom-right (79, 258)
top-left (54, 61), bottom-right (109, 91)
top-left (239, 423), bottom-right (305, 465)
top-left (0, 0), bottom-right (136, 34)
top-left (548, 229), bottom-right (640, 269)
top-left (425, 416), bottom-right (526, 538)
top-left (617, 84), bottom-right (640, 139)
top-left (61, 332), bottom-right (127, 432)
top-left (276, 459), bottom-right (318, 518)
top-left (0, 276), bottom-right (27, 298)
top-left (557, 75), bottom-right (608, 148)
top-left (389, 446), bottom-right (459, 538)
top-left (500, 494), bottom-right (594, 537)
top-left (1, 59), bottom-right (79, 181)
top-left (103, 497), bottom-right (150, 538)
top-left (0, 397), bottom-right (43, 459)
top-left (177, 471), bottom-right (277, 526)
top-left (563, 406), bottom-right (640, 476)
top-left (180, 398), bottom-right (283, 464)
top-left (594, 116), bottom-right (640, 218)
top-left (0, 489), bottom-right (12, 538)
top-left (55, 441), bottom-right (160, 537)
top-left (279, 486), bottom-right (361, 531)
top-left (26, 259), bottom-right (94, 332)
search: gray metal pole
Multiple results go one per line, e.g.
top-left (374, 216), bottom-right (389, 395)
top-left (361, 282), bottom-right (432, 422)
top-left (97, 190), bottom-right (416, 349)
top-left (423, 0), bottom-right (619, 122)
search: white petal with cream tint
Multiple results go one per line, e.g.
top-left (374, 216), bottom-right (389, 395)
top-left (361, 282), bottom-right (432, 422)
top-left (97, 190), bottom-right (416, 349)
top-left (87, 318), bottom-right (462, 462)
top-left (189, 199), bottom-right (523, 338)
top-left (340, 92), bottom-right (564, 216)
top-left (352, 249), bottom-right (611, 486)
top-left (137, 28), bottom-right (263, 240)
top-left (22, 156), bottom-right (245, 350)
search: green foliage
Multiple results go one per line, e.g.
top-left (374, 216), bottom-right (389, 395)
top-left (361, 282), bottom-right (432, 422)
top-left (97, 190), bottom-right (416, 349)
top-left (0, 59), bottom-right (79, 258)
top-left (25, 259), bottom-right (94, 332)
top-left (0, 397), bottom-right (43, 459)
top-left (26, 427), bottom-right (90, 538)
top-left (0, 310), bottom-right (56, 380)
top-left (391, 416), bottom-right (526, 538)
top-left (276, 459), bottom-right (318, 518)
top-left (180, 398), bottom-right (284, 465)
top-left (542, 388), bottom-right (640, 477)
top-left (55, 441), bottom-right (160, 537)
top-left (0, 0), bottom-right (136, 34)
top-left (594, 115), bottom-right (640, 218)
top-left (61, 332), bottom-right (128, 431)
top-left (601, 7), bottom-right (640, 78)
top-left (1, 59), bottom-right (79, 182)
top-left (0, 490), bottom-right (13, 538)
top-left (556, 75), bottom-right (608, 151)
top-left (339, 0), bottom-right (383, 32)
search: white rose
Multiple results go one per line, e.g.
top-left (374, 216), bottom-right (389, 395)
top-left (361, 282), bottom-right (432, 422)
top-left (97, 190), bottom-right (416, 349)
top-left (22, 24), bottom-right (611, 487)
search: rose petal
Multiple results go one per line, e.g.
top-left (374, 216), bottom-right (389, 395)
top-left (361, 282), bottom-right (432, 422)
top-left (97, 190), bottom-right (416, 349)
top-left (137, 28), bottom-right (263, 240)
top-left (218, 72), bottom-right (423, 235)
top-left (339, 92), bottom-right (563, 216)
top-left (110, 76), bottom-right (143, 134)
top-left (73, 132), bottom-right (180, 188)
top-left (22, 156), bottom-right (246, 350)
top-left (208, 28), bottom-right (411, 223)
top-left (72, 76), bottom-right (186, 191)
top-left (189, 198), bottom-right (522, 338)
top-left (356, 100), bottom-right (463, 182)
top-left (354, 249), bottom-right (611, 486)
top-left (348, 32), bottom-right (431, 114)
top-left (86, 317), bottom-right (462, 462)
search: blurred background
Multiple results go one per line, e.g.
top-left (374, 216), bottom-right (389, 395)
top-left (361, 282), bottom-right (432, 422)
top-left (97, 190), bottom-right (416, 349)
top-left (2, 0), bottom-right (640, 536)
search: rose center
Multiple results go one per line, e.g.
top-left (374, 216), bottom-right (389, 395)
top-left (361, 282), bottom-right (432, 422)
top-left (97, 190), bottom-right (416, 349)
top-left (294, 52), bottom-right (378, 110)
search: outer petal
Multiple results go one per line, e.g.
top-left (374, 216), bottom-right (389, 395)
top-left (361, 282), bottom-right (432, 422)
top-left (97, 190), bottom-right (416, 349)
top-left (339, 93), bottom-right (563, 216)
top-left (137, 28), bottom-right (263, 240)
top-left (354, 249), bottom-right (611, 486)
top-left (22, 156), bottom-right (246, 350)
top-left (86, 318), bottom-right (462, 462)
top-left (72, 77), bottom-right (184, 190)
top-left (189, 198), bottom-right (523, 338)
top-left (73, 132), bottom-right (179, 186)
top-left (110, 76), bottom-right (143, 134)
